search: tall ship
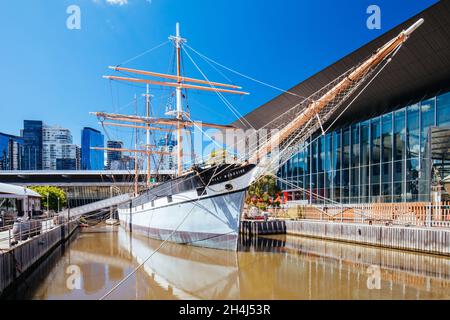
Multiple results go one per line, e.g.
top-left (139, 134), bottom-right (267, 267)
top-left (92, 20), bottom-right (424, 251)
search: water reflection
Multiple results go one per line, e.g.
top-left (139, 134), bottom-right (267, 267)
top-left (25, 226), bottom-right (450, 300)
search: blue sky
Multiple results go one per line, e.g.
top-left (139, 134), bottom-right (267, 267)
top-left (0, 0), bottom-right (437, 146)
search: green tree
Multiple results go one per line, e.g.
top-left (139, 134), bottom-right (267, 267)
top-left (246, 175), bottom-right (281, 210)
top-left (30, 186), bottom-right (67, 212)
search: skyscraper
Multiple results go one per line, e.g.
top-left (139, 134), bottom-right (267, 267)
top-left (42, 125), bottom-right (78, 170)
top-left (76, 145), bottom-right (81, 170)
top-left (81, 127), bottom-right (104, 170)
top-left (157, 133), bottom-right (177, 171)
top-left (56, 158), bottom-right (77, 170)
top-left (106, 140), bottom-right (123, 170)
top-left (110, 155), bottom-right (135, 170)
top-left (0, 132), bottom-right (23, 170)
top-left (22, 120), bottom-right (43, 170)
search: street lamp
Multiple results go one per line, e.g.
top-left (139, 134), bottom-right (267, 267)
top-left (57, 196), bottom-right (60, 213)
top-left (47, 192), bottom-right (49, 216)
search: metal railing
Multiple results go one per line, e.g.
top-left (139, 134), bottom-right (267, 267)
top-left (266, 201), bottom-right (450, 228)
top-left (0, 214), bottom-right (80, 251)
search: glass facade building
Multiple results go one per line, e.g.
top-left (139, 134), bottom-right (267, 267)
top-left (22, 120), bottom-right (43, 170)
top-left (106, 140), bottom-right (123, 170)
top-left (277, 91), bottom-right (450, 204)
top-left (81, 127), bottom-right (104, 170)
top-left (157, 133), bottom-right (177, 171)
top-left (56, 158), bottom-right (77, 170)
top-left (0, 133), bottom-right (23, 170)
top-left (42, 125), bottom-right (78, 170)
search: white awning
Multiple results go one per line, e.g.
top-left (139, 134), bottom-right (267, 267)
top-left (0, 183), bottom-right (41, 198)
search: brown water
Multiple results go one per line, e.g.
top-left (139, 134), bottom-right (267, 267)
top-left (15, 225), bottom-right (450, 300)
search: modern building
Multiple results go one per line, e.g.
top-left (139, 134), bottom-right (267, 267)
top-left (42, 125), bottom-right (78, 170)
top-left (56, 158), bottom-right (77, 170)
top-left (76, 145), bottom-right (82, 170)
top-left (81, 127), bottom-right (104, 170)
top-left (156, 133), bottom-right (177, 171)
top-left (233, 1), bottom-right (450, 204)
top-left (0, 133), bottom-right (23, 170)
top-left (0, 170), bottom-right (174, 207)
top-left (106, 140), bottom-right (123, 170)
top-left (22, 120), bottom-right (43, 170)
top-left (110, 155), bottom-right (135, 171)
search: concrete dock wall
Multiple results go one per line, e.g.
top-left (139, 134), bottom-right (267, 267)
top-left (240, 220), bottom-right (286, 236)
top-left (0, 221), bottom-right (78, 296)
top-left (285, 220), bottom-right (450, 256)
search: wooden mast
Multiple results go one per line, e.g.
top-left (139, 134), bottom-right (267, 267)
top-left (96, 23), bottom-right (248, 179)
top-left (108, 66), bottom-right (242, 89)
top-left (91, 147), bottom-right (172, 156)
top-left (103, 75), bottom-right (248, 95)
top-left (134, 94), bottom-right (139, 196)
top-left (144, 84), bottom-right (152, 187)
top-left (172, 22), bottom-right (185, 176)
top-left (91, 112), bottom-right (235, 130)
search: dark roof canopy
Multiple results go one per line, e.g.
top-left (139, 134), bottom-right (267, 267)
top-left (233, 1), bottom-right (450, 131)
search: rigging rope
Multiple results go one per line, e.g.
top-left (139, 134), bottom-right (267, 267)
top-left (116, 40), bottom-right (170, 67)
top-left (181, 46), bottom-right (255, 131)
top-left (184, 44), bottom-right (306, 99)
top-left (251, 53), bottom-right (394, 182)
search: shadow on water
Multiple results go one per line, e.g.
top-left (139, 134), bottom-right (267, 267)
top-left (238, 234), bottom-right (286, 252)
top-left (7, 225), bottom-right (450, 300)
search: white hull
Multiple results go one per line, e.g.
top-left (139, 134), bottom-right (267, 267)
top-left (118, 165), bottom-right (258, 251)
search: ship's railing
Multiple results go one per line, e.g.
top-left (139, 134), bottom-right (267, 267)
top-left (122, 165), bottom-right (226, 209)
top-left (0, 215), bottom-right (68, 251)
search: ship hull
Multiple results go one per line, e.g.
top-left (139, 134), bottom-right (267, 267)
top-left (118, 164), bottom-right (257, 251)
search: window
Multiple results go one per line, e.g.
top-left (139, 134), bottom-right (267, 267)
top-left (332, 130), bottom-right (342, 202)
top-left (311, 139), bottom-right (318, 174)
top-left (342, 129), bottom-right (350, 169)
top-left (420, 98), bottom-right (435, 153)
top-left (437, 91), bottom-right (450, 127)
top-left (407, 103), bottom-right (420, 159)
top-left (350, 124), bottom-right (360, 203)
top-left (325, 133), bottom-right (333, 200)
top-left (318, 135), bottom-right (325, 173)
top-left (393, 109), bottom-right (405, 202)
top-left (360, 121), bottom-right (370, 203)
top-left (381, 113), bottom-right (393, 162)
top-left (381, 113), bottom-right (393, 186)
